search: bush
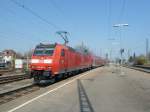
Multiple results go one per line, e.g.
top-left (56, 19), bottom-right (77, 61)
top-left (135, 55), bottom-right (147, 65)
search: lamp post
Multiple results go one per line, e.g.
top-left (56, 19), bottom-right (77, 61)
top-left (113, 24), bottom-right (128, 64)
top-left (113, 24), bottom-right (128, 27)
top-left (113, 24), bottom-right (128, 75)
top-left (108, 38), bottom-right (115, 62)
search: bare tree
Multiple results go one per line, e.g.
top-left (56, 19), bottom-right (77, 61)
top-left (24, 49), bottom-right (34, 59)
top-left (75, 42), bottom-right (92, 55)
top-left (16, 52), bottom-right (23, 59)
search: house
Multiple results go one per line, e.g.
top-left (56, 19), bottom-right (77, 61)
top-left (2, 49), bottom-right (16, 63)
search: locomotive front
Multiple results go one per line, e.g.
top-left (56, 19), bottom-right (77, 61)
top-left (30, 43), bottom-right (56, 83)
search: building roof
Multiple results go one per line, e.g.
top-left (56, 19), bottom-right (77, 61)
top-left (2, 49), bottom-right (16, 56)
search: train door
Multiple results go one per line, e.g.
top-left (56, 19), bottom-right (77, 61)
top-left (60, 49), bottom-right (67, 73)
top-left (64, 49), bottom-right (68, 71)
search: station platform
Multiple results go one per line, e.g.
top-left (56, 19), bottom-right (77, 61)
top-left (1, 66), bottom-right (150, 112)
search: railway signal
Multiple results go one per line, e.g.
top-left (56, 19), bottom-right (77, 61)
top-left (120, 48), bottom-right (124, 56)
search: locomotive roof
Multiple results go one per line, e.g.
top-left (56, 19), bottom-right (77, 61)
top-left (36, 43), bottom-right (57, 48)
top-left (36, 43), bottom-right (75, 50)
top-left (67, 46), bottom-right (76, 52)
top-left (35, 43), bottom-right (90, 55)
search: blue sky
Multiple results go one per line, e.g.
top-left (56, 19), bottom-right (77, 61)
top-left (0, 0), bottom-right (150, 59)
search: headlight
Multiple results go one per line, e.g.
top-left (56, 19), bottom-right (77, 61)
top-left (44, 59), bottom-right (52, 64)
top-left (31, 59), bottom-right (39, 63)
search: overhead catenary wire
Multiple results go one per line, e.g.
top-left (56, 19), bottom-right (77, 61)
top-left (0, 32), bottom-right (37, 43)
top-left (0, 4), bottom-right (53, 42)
top-left (118, 0), bottom-right (126, 23)
top-left (107, 0), bottom-right (112, 39)
top-left (107, 0), bottom-right (113, 60)
top-left (10, 0), bottom-right (62, 30)
top-left (113, 0), bottom-right (127, 57)
top-left (47, 0), bottom-right (74, 35)
top-left (48, 0), bottom-right (64, 15)
top-left (112, 0), bottom-right (127, 40)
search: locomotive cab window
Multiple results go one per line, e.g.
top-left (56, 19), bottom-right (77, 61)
top-left (61, 49), bottom-right (65, 56)
top-left (34, 48), bottom-right (54, 56)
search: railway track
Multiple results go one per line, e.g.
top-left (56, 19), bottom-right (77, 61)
top-left (0, 84), bottom-right (40, 105)
top-left (134, 65), bottom-right (150, 69)
top-left (123, 65), bottom-right (150, 73)
top-left (0, 69), bottom-right (14, 76)
top-left (0, 74), bottom-right (31, 84)
top-left (0, 68), bottom-right (100, 105)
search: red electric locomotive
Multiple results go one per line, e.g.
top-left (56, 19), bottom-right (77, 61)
top-left (30, 43), bottom-right (93, 84)
top-left (92, 56), bottom-right (106, 68)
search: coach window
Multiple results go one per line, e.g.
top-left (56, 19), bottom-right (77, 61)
top-left (61, 49), bottom-right (65, 56)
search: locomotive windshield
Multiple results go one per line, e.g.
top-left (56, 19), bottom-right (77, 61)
top-left (34, 48), bottom-right (54, 56)
top-left (33, 44), bottom-right (56, 56)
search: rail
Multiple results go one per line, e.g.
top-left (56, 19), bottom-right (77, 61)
top-left (0, 84), bottom-right (39, 105)
top-left (123, 65), bottom-right (150, 73)
top-left (0, 74), bottom-right (31, 84)
top-left (134, 65), bottom-right (150, 69)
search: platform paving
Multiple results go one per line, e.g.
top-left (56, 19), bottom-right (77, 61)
top-left (0, 65), bottom-right (150, 112)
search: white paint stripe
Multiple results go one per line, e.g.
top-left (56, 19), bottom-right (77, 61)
top-left (7, 69), bottom-right (97, 112)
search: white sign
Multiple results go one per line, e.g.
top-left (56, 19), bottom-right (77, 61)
top-left (3, 56), bottom-right (12, 62)
top-left (15, 59), bottom-right (23, 69)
